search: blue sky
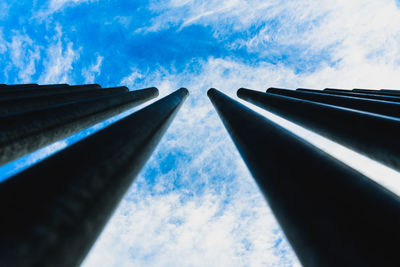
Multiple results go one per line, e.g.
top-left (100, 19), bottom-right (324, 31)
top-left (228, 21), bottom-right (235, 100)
top-left (3, 0), bottom-right (400, 266)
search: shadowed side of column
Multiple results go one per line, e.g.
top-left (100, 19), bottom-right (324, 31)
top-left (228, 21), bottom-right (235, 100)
top-left (0, 87), bottom-right (159, 165)
top-left (0, 86), bottom-right (129, 115)
top-left (208, 88), bottom-right (400, 267)
top-left (0, 88), bottom-right (189, 267)
top-left (298, 88), bottom-right (400, 102)
top-left (267, 87), bottom-right (400, 118)
top-left (237, 88), bottom-right (400, 172)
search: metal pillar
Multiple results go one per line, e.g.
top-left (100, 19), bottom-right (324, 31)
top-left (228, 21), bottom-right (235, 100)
top-left (324, 88), bottom-right (400, 98)
top-left (0, 83), bottom-right (38, 88)
top-left (266, 88), bottom-right (400, 118)
top-left (0, 86), bottom-right (129, 115)
top-left (208, 88), bottom-right (400, 267)
top-left (0, 87), bottom-right (159, 166)
top-left (0, 84), bottom-right (69, 92)
top-left (0, 88), bottom-right (188, 267)
top-left (381, 89), bottom-right (400, 93)
top-left (297, 88), bottom-right (400, 103)
top-left (0, 84), bottom-right (101, 99)
top-left (237, 88), bottom-right (400, 172)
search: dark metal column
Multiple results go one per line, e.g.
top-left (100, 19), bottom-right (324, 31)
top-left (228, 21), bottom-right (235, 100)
top-left (324, 88), bottom-right (400, 97)
top-left (0, 84), bottom-right (69, 92)
top-left (0, 87), bottom-right (159, 165)
top-left (237, 88), bottom-right (400, 171)
top-left (267, 88), bottom-right (400, 118)
top-left (208, 88), bottom-right (400, 267)
top-left (0, 88), bottom-right (188, 267)
top-left (0, 84), bottom-right (101, 99)
top-left (0, 86), bottom-right (129, 115)
top-left (298, 88), bottom-right (400, 103)
top-left (381, 89), bottom-right (400, 93)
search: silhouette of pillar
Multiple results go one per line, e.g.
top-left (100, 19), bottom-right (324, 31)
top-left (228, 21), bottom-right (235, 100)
top-left (1, 83), bottom-right (38, 89)
top-left (0, 84), bottom-right (69, 92)
top-left (323, 88), bottom-right (400, 98)
top-left (0, 84), bottom-right (101, 99)
top-left (237, 88), bottom-right (400, 171)
top-left (0, 86), bottom-right (129, 115)
top-left (381, 89), bottom-right (400, 93)
top-left (208, 88), bottom-right (400, 267)
top-left (266, 88), bottom-right (400, 118)
top-left (0, 88), bottom-right (188, 267)
top-left (297, 88), bottom-right (400, 103)
top-left (0, 87), bottom-right (159, 165)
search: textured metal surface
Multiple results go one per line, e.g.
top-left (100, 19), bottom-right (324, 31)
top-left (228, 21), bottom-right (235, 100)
top-left (0, 88), bottom-right (188, 267)
top-left (0, 84), bottom-right (101, 99)
top-left (237, 88), bottom-right (400, 171)
top-left (209, 88), bottom-right (400, 267)
top-left (0, 86), bottom-right (129, 115)
top-left (0, 87), bottom-right (159, 166)
top-left (267, 87), bottom-right (400, 118)
top-left (297, 88), bottom-right (400, 103)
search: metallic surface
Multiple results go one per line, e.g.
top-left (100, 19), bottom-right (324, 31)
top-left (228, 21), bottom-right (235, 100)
top-left (297, 88), bottom-right (400, 103)
top-left (267, 87), bottom-right (400, 118)
top-left (0, 84), bottom-right (101, 99)
top-left (324, 88), bottom-right (400, 97)
top-left (0, 87), bottom-right (159, 165)
top-left (0, 88), bottom-right (188, 267)
top-left (0, 86), bottom-right (129, 115)
top-left (208, 88), bottom-right (400, 267)
top-left (237, 88), bottom-right (400, 171)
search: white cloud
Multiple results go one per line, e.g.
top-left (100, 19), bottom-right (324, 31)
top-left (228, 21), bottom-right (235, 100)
top-left (5, 33), bottom-right (41, 83)
top-left (45, 0), bottom-right (98, 14)
top-left (39, 25), bottom-right (80, 84)
top-left (82, 55), bottom-right (103, 83)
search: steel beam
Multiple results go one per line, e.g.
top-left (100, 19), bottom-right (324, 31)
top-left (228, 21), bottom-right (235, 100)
top-left (297, 88), bottom-right (400, 103)
top-left (0, 86), bottom-right (129, 115)
top-left (267, 88), bottom-right (400, 118)
top-left (0, 84), bottom-right (101, 99)
top-left (208, 88), bottom-right (400, 267)
top-left (237, 88), bottom-right (400, 171)
top-left (0, 88), bottom-right (188, 267)
top-left (0, 87), bottom-right (159, 165)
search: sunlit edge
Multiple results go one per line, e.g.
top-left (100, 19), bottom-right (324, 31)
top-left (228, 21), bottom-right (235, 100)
top-left (236, 98), bottom-right (400, 197)
top-left (0, 98), bottom-right (158, 183)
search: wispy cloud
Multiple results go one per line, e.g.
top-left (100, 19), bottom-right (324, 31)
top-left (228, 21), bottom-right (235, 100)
top-left (82, 55), bottom-right (103, 83)
top-left (42, 0), bottom-right (98, 15)
top-left (5, 33), bottom-right (41, 83)
top-left (39, 25), bottom-right (80, 84)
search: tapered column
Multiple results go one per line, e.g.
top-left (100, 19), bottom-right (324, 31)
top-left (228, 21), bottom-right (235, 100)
top-left (0, 86), bottom-right (129, 115)
top-left (0, 84), bottom-right (69, 92)
top-left (0, 88), bottom-right (188, 267)
top-left (237, 88), bottom-right (400, 171)
top-left (208, 88), bottom-right (400, 267)
top-left (0, 87), bottom-right (159, 165)
top-left (0, 83), bottom-right (38, 89)
top-left (381, 89), bottom-right (400, 93)
top-left (298, 88), bottom-right (400, 103)
top-left (267, 88), bottom-right (400, 118)
top-left (324, 88), bottom-right (400, 97)
top-left (0, 84), bottom-right (101, 99)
